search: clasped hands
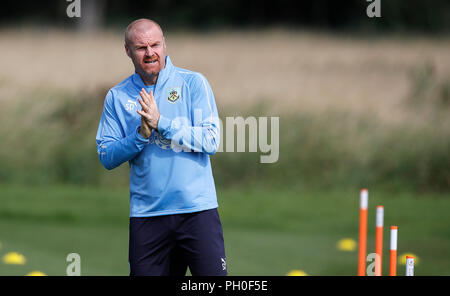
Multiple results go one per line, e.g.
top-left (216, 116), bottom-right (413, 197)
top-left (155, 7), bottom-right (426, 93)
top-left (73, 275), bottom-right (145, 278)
top-left (137, 88), bottom-right (160, 139)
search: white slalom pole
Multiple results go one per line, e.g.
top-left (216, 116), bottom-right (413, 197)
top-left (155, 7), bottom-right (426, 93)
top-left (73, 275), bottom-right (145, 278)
top-left (375, 205), bottom-right (384, 276)
top-left (406, 256), bottom-right (415, 276)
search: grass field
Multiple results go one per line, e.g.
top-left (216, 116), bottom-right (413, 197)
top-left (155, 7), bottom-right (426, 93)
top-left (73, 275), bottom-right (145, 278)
top-left (0, 28), bottom-right (449, 276)
top-left (0, 184), bottom-right (448, 276)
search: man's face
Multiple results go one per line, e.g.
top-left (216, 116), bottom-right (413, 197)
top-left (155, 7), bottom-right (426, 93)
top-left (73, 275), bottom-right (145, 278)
top-left (125, 25), bottom-right (166, 78)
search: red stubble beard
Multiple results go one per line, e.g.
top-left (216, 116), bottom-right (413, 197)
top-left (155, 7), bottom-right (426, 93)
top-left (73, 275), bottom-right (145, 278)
top-left (142, 58), bottom-right (160, 74)
top-left (131, 50), bottom-right (166, 80)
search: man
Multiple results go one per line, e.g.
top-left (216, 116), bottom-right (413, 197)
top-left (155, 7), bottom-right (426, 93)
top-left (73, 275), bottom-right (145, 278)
top-left (95, 19), bottom-right (226, 276)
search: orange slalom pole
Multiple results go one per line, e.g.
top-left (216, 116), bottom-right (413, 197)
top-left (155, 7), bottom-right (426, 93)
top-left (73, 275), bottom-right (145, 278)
top-left (358, 188), bottom-right (368, 276)
top-left (389, 226), bottom-right (398, 276)
top-left (375, 206), bottom-right (384, 276)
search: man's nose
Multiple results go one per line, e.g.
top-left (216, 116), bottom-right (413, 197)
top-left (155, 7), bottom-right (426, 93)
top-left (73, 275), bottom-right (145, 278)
top-left (145, 45), bottom-right (154, 56)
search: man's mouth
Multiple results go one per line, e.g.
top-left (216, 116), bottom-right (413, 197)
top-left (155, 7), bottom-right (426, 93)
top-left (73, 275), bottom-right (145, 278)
top-left (144, 60), bottom-right (158, 64)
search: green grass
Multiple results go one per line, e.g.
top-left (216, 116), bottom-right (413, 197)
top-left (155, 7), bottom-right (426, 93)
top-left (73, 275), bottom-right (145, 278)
top-left (0, 184), bottom-right (449, 276)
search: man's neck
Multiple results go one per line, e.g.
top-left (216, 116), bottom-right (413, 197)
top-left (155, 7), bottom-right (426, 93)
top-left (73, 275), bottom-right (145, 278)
top-left (138, 72), bottom-right (158, 86)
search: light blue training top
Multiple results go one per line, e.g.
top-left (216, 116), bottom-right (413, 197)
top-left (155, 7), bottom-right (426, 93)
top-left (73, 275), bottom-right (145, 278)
top-left (96, 56), bottom-right (220, 217)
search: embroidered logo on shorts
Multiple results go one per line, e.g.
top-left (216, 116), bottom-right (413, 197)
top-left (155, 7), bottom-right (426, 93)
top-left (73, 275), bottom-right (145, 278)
top-left (221, 258), bottom-right (227, 271)
top-left (167, 87), bottom-right (181, 103)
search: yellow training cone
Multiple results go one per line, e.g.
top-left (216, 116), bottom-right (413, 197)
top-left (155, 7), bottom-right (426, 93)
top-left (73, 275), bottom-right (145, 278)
top-left (399, 253), bottom-right (419, 265)
top-left (27, 271), bottom-right (47, 276)
top-left (286, 269), bottom-right (308, 276)
top-left (337, 238), bottom-right (357, 252)
top-left (2, 252), bottom-right (26, 265)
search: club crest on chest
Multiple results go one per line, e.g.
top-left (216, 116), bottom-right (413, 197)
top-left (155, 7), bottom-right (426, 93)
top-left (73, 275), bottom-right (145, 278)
top-left (166, 87), bottom-right (181, 103)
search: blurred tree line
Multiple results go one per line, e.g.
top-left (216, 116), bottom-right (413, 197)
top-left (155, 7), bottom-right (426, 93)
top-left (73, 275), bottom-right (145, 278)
top-left (1, 0), bottom-right (449, 33)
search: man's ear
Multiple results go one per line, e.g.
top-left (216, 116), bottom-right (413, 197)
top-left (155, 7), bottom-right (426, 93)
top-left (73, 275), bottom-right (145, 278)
top-left (124, 43), bottom-right (131, 58)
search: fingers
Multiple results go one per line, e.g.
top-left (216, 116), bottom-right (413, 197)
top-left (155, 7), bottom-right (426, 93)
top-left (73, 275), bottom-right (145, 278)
top-left (140, 88), bottom-right (155, 104)
top-left (148, 90), bottom-right (155, 103)
top-left (138, 88), bottom-right (159, 130)
top-left (138, 98), bottom-right (149, 112)
top-left (140, 89), bottom-right (150, 105)
top-left (137, 109), bottom-right (151, 121)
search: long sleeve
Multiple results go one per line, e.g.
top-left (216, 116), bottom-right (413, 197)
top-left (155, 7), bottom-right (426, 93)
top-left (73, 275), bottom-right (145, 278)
top-left (157, 74), bottom-right (220, 155)
top-left (96, 90), bottom-right (149, 170)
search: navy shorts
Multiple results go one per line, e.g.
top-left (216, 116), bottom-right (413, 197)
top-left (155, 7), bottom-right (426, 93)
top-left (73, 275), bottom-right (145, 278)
top-left (129, 208), bottom-right (227, 276)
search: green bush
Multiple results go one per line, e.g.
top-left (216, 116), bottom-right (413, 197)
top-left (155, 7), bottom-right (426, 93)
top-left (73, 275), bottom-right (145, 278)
top-left (0, 87), bottom-right (448, 193)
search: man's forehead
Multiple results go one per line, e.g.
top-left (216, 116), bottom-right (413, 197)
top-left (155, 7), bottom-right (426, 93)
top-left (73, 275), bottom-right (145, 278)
top-left (131, 29), bottom-right (163, 44)
top-left (126, 20), bottom-right (164, 45)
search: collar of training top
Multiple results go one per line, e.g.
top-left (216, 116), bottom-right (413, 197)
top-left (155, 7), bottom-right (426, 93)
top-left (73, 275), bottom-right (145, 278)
top-left (132, 55), bottom-right (173, 90)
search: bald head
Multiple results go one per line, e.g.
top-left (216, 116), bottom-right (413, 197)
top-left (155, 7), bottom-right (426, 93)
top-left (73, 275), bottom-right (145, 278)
top-left (124, 19), bottom-right (167, 85)
top-left (125, 19), bottom-right (163, 46)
